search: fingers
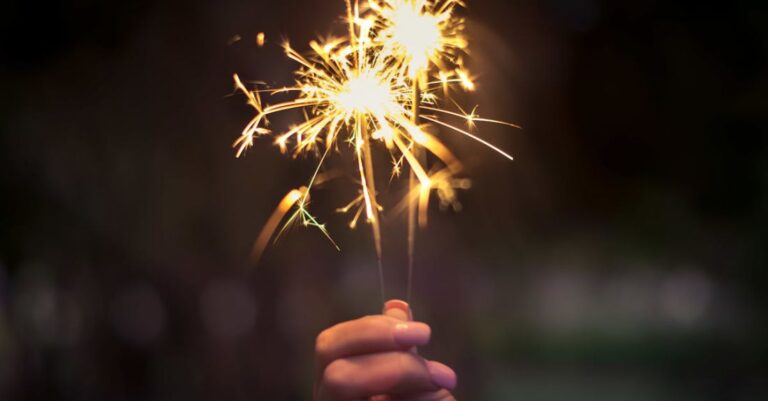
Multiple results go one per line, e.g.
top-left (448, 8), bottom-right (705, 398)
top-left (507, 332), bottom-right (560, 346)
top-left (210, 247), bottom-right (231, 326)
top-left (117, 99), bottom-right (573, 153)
top-left (320, 352), bottom-right (457, 401)
top-left (350, 390), bottom-right (457, 401)
top-left (315, 316), bottom-right (430, 369)
top-left (315, 300), bottom-right (457, 401)
top-left (392, 389), bottom-right (457, 401)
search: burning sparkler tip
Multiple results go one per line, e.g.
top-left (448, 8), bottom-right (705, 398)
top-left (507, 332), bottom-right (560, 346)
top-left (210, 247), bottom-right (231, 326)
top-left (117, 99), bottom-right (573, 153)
top-left (235, 0), bottom-right (518, 259)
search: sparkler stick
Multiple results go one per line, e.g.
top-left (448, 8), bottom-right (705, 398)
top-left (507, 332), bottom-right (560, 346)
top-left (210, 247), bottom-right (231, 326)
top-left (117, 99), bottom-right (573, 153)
top-left (234, 0), bottom-right (518, 301)
top-left (374, 0), bottom-right (465, 301)
top-left (359, 119), bottom-right (387, 300)
top-left (407, 75), bottom-right (421, 302)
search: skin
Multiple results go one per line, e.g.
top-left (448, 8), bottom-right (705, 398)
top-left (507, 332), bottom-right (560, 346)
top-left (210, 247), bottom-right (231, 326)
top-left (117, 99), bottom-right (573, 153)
top-left (314, 300), bottom-right (457, 401)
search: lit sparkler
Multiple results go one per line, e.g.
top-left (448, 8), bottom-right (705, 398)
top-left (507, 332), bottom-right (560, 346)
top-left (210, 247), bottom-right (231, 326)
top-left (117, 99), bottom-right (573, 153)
top-left (369, 0), bottom-right (467, 78)
top-left (234, 0), bottom-right (518, 299)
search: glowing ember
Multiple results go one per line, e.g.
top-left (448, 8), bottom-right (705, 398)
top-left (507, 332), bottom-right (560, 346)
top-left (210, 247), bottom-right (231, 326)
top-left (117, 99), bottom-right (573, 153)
top-left (232, 0), bottom-right (519, 298)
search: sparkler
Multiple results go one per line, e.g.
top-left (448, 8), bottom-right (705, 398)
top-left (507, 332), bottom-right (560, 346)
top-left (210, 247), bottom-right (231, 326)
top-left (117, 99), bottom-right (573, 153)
top-left (369, 0), bottom-right (468, 300)
top-left (233, 0), bottom-right (518, 300)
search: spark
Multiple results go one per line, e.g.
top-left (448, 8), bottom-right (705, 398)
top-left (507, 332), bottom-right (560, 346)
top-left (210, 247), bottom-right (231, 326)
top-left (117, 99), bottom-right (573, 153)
top-left (228, 34), bottom-right (242, 45)
top-left (251, 188), bottom-right (305, 264)
top-left (233, 0), bottom-right (519, 288)
top-left (370, 0), bottom-right (467, 77)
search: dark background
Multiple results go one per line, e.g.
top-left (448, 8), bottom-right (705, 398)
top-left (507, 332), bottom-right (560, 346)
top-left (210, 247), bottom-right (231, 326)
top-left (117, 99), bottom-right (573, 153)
top-left (1, 0), bottom-right (767, 400)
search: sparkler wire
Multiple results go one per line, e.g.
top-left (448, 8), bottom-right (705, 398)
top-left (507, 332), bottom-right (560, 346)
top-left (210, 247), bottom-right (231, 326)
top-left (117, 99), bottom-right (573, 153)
top-left (233, 0), bottom-right (519, 303)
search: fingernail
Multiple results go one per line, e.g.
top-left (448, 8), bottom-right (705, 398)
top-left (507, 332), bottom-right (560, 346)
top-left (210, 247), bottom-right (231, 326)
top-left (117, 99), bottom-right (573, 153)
top-left (383, 299), bottom-right (411, 321)
top-left (392, 322), bottom-right (431, 346)
top-left (427, 361), bottom-right (457, 390)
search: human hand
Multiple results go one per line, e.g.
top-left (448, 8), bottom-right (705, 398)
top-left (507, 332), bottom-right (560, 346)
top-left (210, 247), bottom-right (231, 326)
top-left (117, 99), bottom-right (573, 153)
top-left (314, 300), bottom-right (457, 401)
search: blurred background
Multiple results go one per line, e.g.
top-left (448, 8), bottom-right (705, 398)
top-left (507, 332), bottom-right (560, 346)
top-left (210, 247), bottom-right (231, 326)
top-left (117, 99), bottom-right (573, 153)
top-left (1, 0), bottom-right (767, 400)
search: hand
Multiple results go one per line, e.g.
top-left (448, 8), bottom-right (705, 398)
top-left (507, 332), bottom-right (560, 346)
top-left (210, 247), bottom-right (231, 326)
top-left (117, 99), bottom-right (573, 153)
top-left (314, 300), bottom-right (457, 401)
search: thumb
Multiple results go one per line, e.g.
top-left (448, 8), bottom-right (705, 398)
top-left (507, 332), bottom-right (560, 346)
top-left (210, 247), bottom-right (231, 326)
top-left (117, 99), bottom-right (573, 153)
top-left (383, 299), bottom-right (412, 321)
top-left (383, 299), bottom-right (421, 356)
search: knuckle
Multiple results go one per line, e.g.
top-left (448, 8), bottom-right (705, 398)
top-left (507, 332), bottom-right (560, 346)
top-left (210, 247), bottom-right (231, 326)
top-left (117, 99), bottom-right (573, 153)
top-left (322, 359), bottom-right (351, 395)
